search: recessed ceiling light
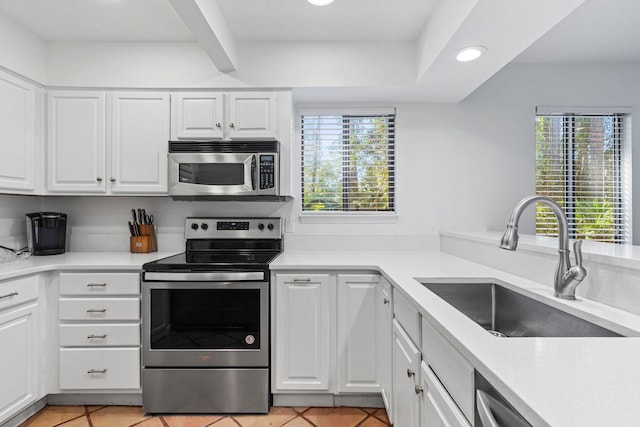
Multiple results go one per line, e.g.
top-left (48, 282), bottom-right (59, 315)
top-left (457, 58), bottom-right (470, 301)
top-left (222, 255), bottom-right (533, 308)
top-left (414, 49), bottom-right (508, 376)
top-left (456, 46), bottom-right (487, 62)
top-left (308, 0), bottom-right (334, 5)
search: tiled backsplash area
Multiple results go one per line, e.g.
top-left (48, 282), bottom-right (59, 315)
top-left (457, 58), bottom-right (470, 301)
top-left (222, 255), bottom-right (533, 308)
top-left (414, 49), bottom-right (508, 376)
top-left (440, 231), bottom-right (640, 316)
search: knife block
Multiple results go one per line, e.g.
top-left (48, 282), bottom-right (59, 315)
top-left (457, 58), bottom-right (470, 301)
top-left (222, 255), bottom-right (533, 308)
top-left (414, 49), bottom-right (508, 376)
top-left (130, 224), bottom-right (157, 253)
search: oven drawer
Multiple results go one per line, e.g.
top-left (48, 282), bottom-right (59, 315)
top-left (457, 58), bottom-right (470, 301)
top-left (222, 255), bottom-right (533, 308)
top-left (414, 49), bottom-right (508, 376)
top-left (59, 348), bottom-right (140, 389)
top-left (59, 298), bottom-right (140, 321)
top-left (59, 273), bottom-right (140, 296)
top-left (59, 323), bottom-right (140, 347)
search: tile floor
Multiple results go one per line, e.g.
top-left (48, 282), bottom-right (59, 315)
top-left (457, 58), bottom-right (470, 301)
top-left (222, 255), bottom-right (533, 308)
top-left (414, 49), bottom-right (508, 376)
top-left (20, 405), bottom-right (391, 427)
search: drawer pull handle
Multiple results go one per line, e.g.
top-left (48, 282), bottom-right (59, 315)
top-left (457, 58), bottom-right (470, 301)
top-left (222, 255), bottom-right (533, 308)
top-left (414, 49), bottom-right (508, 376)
top-left (0, 291), bottom-right (18, 300)
top-left (414, 384), bottom-right (424, 395)
top-left (87, 334), bottom-right (107, 339)
top-left (407, 368), bottom-right (415, 378)
top-left (293, 278), bottom-right (311, 282)
top-left (87, 369), bottom-right (107, 374)
top-left (87, 283), bottom-right (107, 287)
top-left (86, 309), bottom-right (107, 313)
top-left (383, 298), bottom-right (390, 305)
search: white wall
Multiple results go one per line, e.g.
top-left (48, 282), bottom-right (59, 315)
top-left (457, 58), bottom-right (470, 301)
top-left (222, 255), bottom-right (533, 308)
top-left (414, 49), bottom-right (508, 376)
top-left (0, 195), bottom-right (41, 249)
top-left (0, 13), bottom-right (46, 83)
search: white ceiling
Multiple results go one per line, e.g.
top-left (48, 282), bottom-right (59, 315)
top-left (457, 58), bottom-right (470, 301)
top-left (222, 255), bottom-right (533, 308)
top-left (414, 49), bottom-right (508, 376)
top-left (515, 0), bottom-right (640, 63)
top-left (1, 0), bottom-right (638, 102)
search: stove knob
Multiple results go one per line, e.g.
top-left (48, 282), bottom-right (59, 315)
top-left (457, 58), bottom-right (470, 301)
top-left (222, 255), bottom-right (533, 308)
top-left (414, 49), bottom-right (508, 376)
top-left (191, 223), bottom-right (199, 230)
top-left (201, 223), bottom-right (209, 230)
top-left (258, 223), bottom-right (265, 231)
top-left (268, 223), bottom-right (274, 231)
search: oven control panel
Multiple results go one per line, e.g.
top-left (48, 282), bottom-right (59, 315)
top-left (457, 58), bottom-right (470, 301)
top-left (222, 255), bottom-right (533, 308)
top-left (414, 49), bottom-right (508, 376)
top-left (185, 217), bottom-right (282, 239)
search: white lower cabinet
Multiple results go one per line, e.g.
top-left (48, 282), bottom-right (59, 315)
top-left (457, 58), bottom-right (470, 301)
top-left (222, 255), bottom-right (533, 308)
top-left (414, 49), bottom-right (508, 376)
top-left (273, 271), bottom-right (383, 397)
top-left (274, 273), bottom-right (335, 390)
top-left (392, 319), bottom-right (421, 427)
top-left (0, 276), bottom-right (40, 424)
top-left (337, 274), bottom-right (380, 393)
top-left (57, 272), bottom-right (141, 391)
top-left (419, 361), bottom-right (471, 427)
top-left (377, 278), bottom-right (393, 418)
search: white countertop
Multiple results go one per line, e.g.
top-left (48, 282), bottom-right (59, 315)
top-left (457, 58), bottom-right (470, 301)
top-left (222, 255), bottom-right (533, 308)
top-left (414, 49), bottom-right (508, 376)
top-left (271, 250), bottom-right (640, 427)
top-left (0, 251), bottom-right (178, 280)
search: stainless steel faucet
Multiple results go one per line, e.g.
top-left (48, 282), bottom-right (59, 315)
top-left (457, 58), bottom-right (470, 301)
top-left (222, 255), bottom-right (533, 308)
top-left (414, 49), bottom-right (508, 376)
top-left (500, 195), bottom-right (587, 300)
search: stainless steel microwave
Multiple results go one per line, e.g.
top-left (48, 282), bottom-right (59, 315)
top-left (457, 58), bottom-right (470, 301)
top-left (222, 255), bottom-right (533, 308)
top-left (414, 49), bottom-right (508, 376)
top-left (168, 141), bottom-right (279, 199)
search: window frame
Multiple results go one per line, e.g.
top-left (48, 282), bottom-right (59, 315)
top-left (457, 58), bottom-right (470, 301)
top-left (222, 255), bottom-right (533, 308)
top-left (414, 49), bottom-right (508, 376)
top-left (534, 108), bottom-right (631, 244)
top-left (298, 107), bottom-right (397, 223)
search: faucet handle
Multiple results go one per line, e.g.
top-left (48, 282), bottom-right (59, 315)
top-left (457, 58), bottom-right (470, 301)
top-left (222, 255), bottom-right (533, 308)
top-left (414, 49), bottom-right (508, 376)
top-left (573, 240), bottom-right (584, 268)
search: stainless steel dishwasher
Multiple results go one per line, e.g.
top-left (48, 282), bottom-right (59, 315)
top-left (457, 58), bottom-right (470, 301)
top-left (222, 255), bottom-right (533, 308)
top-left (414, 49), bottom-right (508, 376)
top-left (475, 372), bottom-right (531, 427)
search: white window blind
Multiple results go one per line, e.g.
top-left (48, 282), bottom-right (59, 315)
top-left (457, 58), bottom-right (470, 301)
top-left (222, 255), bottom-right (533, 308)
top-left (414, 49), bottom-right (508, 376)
top-left (300, 110), bottom-right (395, 213)
top-left (535, 112), bottom-right (630, 243)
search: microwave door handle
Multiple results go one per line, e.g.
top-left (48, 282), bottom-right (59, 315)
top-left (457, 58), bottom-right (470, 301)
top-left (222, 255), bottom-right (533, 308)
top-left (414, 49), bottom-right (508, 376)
top-left (251, 155), bottom-right (257, 191)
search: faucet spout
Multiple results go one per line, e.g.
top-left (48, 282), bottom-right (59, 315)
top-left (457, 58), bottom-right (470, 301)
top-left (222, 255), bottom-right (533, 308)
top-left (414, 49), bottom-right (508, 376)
top-left (500, 195), bottom-right (586, 300)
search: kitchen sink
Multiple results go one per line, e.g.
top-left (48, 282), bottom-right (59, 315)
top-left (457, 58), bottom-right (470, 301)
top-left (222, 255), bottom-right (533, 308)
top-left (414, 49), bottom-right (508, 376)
top-left (418, 279), bottom-right (623, 337)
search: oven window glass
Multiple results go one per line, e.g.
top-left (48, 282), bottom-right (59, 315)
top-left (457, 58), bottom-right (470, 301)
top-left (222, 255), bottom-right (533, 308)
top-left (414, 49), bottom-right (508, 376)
top-left (179, 163), bottom-right (244, 185)
top-left (150, 289), bottom-right (260, 349)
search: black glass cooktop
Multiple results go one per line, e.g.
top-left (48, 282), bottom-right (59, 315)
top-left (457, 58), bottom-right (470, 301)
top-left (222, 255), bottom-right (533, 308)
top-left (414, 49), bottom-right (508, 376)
top-left (142, 251), bottom-right (281, 272)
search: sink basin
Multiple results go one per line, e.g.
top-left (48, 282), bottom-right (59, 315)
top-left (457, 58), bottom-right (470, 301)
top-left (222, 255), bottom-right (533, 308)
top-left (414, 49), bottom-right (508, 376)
top-left (419, 279), bottom-right (622, 337)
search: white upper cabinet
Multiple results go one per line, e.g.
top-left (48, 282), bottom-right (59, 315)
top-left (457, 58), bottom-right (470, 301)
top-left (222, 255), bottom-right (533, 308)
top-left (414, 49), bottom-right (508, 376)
top-left (47, 91), bottom-right (106, 193)
top-left (227, 92), bottom-right (277, 139)
top-left (0, 71), bottom-right (37, 193)
top-left (47, 91), bottom-right (169, 195)
top-left (171, 92), bottom-right (278, 140)
top-left (171, 92), bottom-right (224, 140)
top-left (109, 92), bottom-right (170, 193)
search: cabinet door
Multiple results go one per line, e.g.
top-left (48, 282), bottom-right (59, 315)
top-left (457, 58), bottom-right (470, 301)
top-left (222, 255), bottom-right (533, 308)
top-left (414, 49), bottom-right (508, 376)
top-left (171, 92), bottom-right (224, 140)
top-left (274, 273), bottom-right (335, 391)
top-left (419, 362), bottom-right (471, 427)
top-left (227, 92), bottom-right (277, 139)
top-left (392, 320), bottom-right (420, 427)
top-left (337, 274), bottom-right (380, 393)
top-left (47, 91), bottom-right (106, 193)
top-left (0, 303), bottom-right (38, 423)
top-left (110, 92), bottom-right (170, 193)
top-left (377, 278), bottom-right (393, 417)
top-left (0, 71), bottom-right (36, 192)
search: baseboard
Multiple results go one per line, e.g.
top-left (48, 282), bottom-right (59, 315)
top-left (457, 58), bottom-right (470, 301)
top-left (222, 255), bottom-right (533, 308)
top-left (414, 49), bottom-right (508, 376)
top-left (47, 393), bottom-right (142, 406)
top-left (1, 398), bottom-right (46, 427)
top-left (272, 393), bottom-right (383, 408)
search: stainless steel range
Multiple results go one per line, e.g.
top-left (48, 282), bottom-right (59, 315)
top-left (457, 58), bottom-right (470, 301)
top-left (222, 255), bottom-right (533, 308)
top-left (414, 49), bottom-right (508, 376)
top-left (141, 217), bottom-right (282, 414)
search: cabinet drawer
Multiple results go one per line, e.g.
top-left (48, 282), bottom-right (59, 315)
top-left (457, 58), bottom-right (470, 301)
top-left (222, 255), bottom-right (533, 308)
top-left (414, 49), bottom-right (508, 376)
top-left (394, 290), bottom-right (421, 346)
top-left (422, 317), bottom-right (474, 423)
top-left (59, 272), bottom-right (139, 296)
top-left (59, 323), bottom-right (140, 347)
top-left (59, 348), bottom-right (140, 389)
top-left (0, 275), bottom-right (38, 311)
top-left (59, 298), bottom-right (140, 321)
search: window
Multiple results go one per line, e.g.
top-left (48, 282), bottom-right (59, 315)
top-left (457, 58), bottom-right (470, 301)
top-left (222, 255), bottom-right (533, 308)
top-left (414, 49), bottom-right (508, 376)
top-left (535, 109), bottom-right (630, 243)
top-left (300, 109), bottom-right (395, 214)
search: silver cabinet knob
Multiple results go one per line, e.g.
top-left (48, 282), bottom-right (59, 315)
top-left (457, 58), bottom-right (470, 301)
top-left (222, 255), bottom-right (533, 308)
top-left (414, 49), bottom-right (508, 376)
top-left (216, 122), bottom-right (221, 128)
top-left (110, 177), bottom-right (116, 183)
top-left (383, 298), bottom-right (390, 305)
top-left (96, 177), bottom-right (103, 182)
top-left (414, 384), bottom-right (424, 395)
top-left (407, 368), bottom-right (415, 378)
top-left (229, 122), bottom-right (235, 128)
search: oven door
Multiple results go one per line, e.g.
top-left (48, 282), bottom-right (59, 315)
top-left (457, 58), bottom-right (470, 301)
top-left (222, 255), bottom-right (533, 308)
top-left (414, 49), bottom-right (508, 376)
top-left (168, 152), bottom-right (257, 196)
top-left (142, 279), bottom-right (268, 368)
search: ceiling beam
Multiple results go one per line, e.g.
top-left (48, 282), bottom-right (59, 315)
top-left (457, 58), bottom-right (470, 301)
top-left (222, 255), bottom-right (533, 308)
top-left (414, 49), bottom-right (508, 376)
top-left (169, 0), bottom-right (238, 72)
top-left (415, 0), bottom-right (585, 102)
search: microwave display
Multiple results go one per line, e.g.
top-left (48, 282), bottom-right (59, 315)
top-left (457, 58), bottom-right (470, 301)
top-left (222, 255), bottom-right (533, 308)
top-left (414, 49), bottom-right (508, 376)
top-left (179, 163), bottom-right (244, 186)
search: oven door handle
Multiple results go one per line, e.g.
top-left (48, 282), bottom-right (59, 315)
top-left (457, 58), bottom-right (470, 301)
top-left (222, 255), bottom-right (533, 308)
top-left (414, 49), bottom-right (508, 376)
top-left (143, 271), bottom-right (265, 282)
